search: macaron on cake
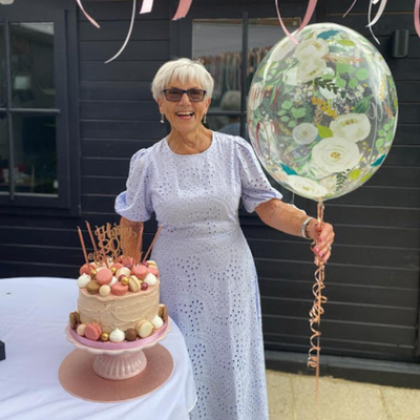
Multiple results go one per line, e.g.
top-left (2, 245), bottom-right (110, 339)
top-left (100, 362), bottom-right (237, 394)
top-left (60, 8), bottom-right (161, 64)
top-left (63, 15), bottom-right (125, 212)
top-left (70, 222), bottom-right (168, 349)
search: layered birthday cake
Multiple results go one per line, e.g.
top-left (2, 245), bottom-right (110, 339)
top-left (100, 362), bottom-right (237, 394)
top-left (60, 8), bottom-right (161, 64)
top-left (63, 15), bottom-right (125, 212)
top-left (68, 223), bottom-right (168, 345)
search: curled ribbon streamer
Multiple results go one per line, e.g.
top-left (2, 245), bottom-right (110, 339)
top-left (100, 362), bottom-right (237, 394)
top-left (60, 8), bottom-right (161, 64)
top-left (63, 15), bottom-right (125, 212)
top-left (275, 0), bottom-right (318, 45)
top-left (76, 0), bottom-right (100, 28)
top-left (367, 0), bottom-right (388, 27)
top-left (307, 201), bottom-right (328, 402)
top-left (105, 0), bottom-right (137, 63)
top-left (343, 0), bottom-right (359, 18)
top-left (367, 0), bottom-right (382, 44)
top-left (415, 0), bottom-right (420, 37)
top-left (172, 0), bottom-right (193, 21)
top-left (139, 0), bottom-right (154, 14)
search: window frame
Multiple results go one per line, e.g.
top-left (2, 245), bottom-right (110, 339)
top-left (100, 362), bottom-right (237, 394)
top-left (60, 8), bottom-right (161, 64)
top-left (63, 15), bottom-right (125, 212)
top-left (0, 1), bottom-right (80, 216)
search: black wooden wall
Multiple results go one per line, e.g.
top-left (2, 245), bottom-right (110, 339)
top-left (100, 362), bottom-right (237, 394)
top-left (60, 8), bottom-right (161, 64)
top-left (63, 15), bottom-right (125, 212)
top-left (0, 0), bottom-right (419, 364)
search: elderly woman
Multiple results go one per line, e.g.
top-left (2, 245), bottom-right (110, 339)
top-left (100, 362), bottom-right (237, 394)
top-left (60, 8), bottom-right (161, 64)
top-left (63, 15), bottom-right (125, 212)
top-left (115, 58), bottom-right (334, 420)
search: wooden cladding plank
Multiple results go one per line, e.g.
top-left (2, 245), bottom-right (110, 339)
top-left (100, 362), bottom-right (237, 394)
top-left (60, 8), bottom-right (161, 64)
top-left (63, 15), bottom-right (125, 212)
top-left (80, 81), bottom-right (153, 101)
top-left (387, 144), bottom-right (419, 168)
top-left (398, 106), bottom-right (420, 125)
top-left (327, 1), bottom-right (416, 13)
top-left (80, 120), bottom-right (168, 139)
top-left (264, 335), bottom-right (415, 360)
top-left (80, 40), bottom-right (170, 61)
top-left (255, 259), bottom-right (419, 288)
top-left (262, 297), bottom-right (417, 326)
top-left (1, 261), bottom-right (77, 279)
top-left (78, 1), bottom-right (169, 20)
top-left (364, 36), bottom-right (420, 59)
top-left (80, 61), bottom-right (165, 82)
top-left (324, 205), bottom-right (420, 228)
top-left (388, 61), bottom-right (420, 81)
top-left (394, 125), bottom-right (420, 144)
top-left (82, 139), bottom-right (154, 158)
top-left (0, 225), bottom-right (156, 249)
top-left (333, 185), bottom-right (420, 208)
top-left (328, 14), bottom-right (418, 37)
top-left (260, 278), bottom-right (419, 308)
top-left (82, 157), bottom-right (129, 177)
top-left (0, 214), bottom-right (157, 232)
top-left (79, 21), bottom-right (170, 41)
top-left (81, 102), bottom-right (160, 122)
top-left (368, 166), bottom-right (420, 188)
top-left (249, 239), bottom-right (419, 270)
top-left (395, 82), bottom-right (420, 103)
top-left (82, 176), bottom-right (126, 195)
top-left (243, 222), bottom-right (420, 249)
top-left (262, 315), bottom-right (416, 345)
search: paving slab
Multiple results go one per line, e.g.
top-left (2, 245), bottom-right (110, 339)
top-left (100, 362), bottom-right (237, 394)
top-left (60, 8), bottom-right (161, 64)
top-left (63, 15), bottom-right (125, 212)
top-left (266, 370), bottom-right (396, 420)
top-left (380, 385), bottom-right (420, 420)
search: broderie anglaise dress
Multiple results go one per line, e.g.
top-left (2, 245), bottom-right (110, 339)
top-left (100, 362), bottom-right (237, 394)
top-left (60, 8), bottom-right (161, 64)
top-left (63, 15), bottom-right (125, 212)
top-left (115, 132), bottom-right (282, 420)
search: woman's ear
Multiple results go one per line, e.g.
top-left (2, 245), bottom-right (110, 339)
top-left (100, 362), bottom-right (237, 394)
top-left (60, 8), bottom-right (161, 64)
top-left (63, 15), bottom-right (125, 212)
top-left (157, 97), bottom-right (164, 114)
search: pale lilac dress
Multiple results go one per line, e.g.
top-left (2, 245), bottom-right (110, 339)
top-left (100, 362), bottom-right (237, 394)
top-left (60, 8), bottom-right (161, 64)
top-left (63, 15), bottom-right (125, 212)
top-left (115, 132), bottom-right (282, 420)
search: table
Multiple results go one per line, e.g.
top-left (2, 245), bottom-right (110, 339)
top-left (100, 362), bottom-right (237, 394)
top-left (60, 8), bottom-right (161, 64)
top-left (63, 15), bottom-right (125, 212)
top-left (0, 277), bottom-right (197, 420)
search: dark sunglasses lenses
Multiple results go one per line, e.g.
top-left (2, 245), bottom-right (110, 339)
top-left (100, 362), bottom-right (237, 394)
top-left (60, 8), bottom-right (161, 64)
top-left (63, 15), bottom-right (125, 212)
top-left (165, 89), bottom-right (206, 102)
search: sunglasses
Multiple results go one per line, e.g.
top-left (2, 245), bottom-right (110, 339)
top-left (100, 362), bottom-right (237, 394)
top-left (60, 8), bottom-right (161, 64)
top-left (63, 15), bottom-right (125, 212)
top-left (163, 88), bottom-right (207, 102)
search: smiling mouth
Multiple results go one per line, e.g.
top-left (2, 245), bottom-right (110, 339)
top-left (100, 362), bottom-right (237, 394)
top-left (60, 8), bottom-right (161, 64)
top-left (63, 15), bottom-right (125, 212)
top-left (175, 112), bottom-right (195, 117)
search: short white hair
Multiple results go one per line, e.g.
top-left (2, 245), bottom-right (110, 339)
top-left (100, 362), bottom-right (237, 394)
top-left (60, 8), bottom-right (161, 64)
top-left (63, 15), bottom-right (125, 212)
top-left (151, 58), bottom-right (214, 101)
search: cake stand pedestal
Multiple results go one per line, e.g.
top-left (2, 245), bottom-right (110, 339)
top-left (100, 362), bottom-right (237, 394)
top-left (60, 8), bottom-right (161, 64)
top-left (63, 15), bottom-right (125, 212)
top-left (59, 319), bottom-right (174, 402)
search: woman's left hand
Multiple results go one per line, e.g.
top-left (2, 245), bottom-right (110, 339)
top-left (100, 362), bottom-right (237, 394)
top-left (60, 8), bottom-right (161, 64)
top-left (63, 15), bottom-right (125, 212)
top-left (307, 220), bottom-right (335, 264)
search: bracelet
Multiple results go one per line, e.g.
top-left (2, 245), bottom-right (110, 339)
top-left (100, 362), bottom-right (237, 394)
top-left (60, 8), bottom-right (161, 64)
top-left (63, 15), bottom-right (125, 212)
top-left (301, 217), bottom-right (313, 240)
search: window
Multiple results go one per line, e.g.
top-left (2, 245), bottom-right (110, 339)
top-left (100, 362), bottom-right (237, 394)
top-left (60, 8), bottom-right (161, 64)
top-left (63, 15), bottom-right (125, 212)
top-left (0, 2), bottom-right (80, 214)
top-left (192, 14), bottom-right (301, 201)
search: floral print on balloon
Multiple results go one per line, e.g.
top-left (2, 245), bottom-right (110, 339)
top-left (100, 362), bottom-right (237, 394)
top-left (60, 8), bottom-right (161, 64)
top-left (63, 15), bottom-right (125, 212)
top-left (247, 23), bottom-right (398, 202)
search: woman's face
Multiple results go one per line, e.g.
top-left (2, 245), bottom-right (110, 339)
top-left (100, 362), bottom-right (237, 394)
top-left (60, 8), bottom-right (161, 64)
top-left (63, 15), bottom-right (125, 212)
top-left (157, 78), bottom-right (211, 134)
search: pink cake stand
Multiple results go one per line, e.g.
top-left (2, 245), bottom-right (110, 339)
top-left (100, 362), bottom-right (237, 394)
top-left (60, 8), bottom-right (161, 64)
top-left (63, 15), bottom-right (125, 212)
top-left (65, 318), bottom-right (172, 380)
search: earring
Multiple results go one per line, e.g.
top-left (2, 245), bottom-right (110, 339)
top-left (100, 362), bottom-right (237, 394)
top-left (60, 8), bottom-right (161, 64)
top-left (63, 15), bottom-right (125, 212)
top-left (203, 114), bottom-right (207, 124)
top-left (160, 114), bottom-right (165, 124)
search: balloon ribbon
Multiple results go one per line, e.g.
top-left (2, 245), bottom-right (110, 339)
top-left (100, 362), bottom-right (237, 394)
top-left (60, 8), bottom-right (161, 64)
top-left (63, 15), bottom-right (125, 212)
top-left (415, 0), bottom-right (420, 38)
top-left (76, 0), bottom-right (100, 28)
top-left (307, 201), bottom-right (328, 402)
top-left (172, 0), bottom-right (193, 20)
top-left (275, 0), bottom-right (318, 44)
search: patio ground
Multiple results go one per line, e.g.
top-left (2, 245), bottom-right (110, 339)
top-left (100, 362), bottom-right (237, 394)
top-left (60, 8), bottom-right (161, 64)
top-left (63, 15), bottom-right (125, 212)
top-left (266, 370), bottom-right (420, 420)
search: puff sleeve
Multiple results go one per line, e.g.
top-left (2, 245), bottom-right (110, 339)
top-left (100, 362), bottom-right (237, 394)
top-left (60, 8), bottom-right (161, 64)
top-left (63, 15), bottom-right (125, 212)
top-left (114, 149), bottom-right (153, 222)
top-left (234, 137), bottom-right (283, 213)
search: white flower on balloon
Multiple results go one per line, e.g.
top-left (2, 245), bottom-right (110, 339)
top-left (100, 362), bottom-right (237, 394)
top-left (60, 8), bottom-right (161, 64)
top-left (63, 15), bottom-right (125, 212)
top-left (269, 40), bottom-right (295, 62)
top-left (248, 82), bottom-right (265, 111)
top-left (297, 58), bottom-right (326, 83)
top-left (312, 137), bottom-right (360, 174)
top-left (283, 66), bottom-right (300, 86)
top-left (292, 123), bottom-right (318, 145)
top-left (329, 113), bottom-right (371, 143)
top-left (294, 38), bottom-right (329, 62)
top-left (286, 175), bottom-right (328, 199)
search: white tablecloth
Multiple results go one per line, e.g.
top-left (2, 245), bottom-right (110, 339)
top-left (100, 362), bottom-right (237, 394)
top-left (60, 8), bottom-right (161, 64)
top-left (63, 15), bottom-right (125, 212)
top-left (0, 277), bottom-right (196, 420)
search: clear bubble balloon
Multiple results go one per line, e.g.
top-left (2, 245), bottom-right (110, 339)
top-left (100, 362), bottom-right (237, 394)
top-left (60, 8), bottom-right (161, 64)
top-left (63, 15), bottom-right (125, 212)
top-left (248, 23), bottom-right (398, 202)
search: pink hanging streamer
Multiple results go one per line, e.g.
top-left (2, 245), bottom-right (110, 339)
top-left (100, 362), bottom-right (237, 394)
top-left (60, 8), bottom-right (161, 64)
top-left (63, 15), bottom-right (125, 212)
top-left (105, 0), bottom-right (137, 63)
top-left (76, 0), bottom-right (100, 29)
top-left (139, 0), bottom-right (154, 14)
top-left (415, 0), bottom-right (420, 38)
top-left (172, 0), bottom-right (193, 21)
top-left (275, 0), bottom-right (318, 45)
